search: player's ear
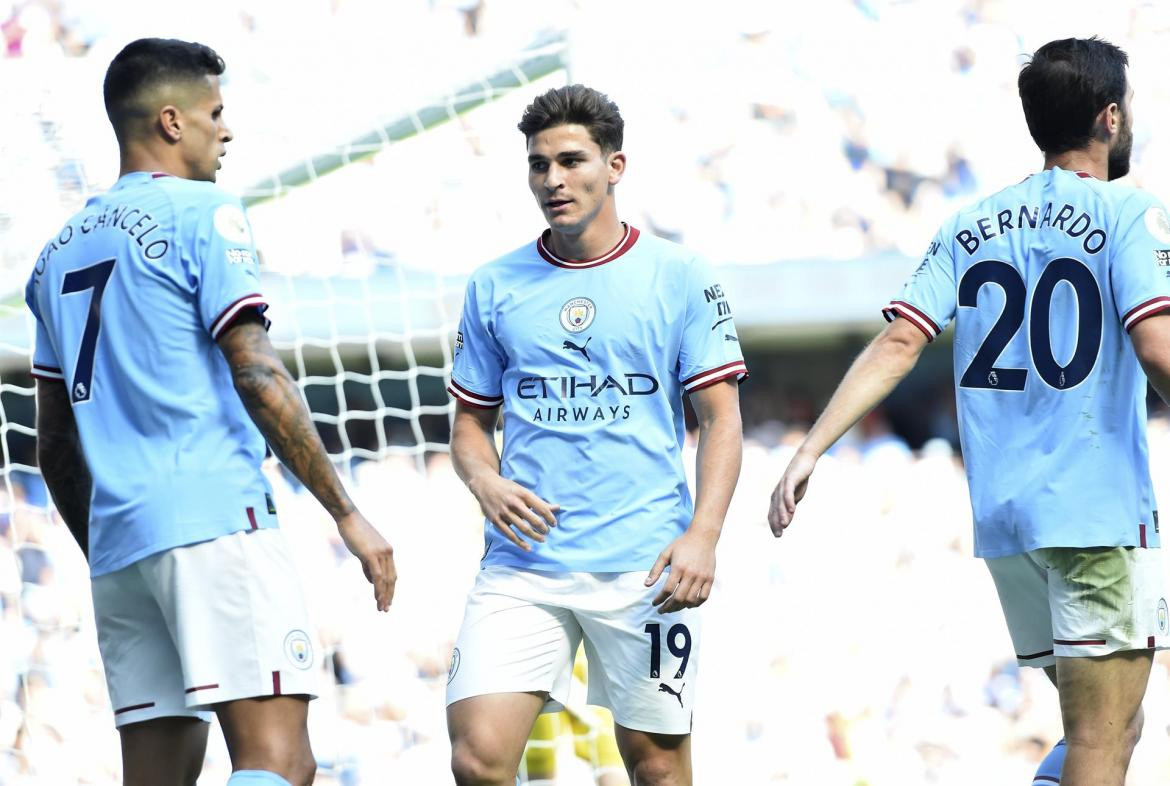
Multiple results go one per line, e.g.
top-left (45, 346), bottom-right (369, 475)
top-left (1094, 102), bottom-right (1120, 143)
top-left (607, 151), bottom-right (626, 186)
top-left (159, 104), bottom-right (183, 144)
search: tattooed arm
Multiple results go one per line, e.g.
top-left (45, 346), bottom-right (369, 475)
top-left (217, 311), bottom-right (397, 610)
top-left (35, 378), bottom-right (92, 558)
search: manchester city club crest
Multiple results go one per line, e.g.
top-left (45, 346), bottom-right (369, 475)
top-left (560, 297), bottom-right (596, 333)
top-left (448, 647), bottom-right (461, 684)
top-left (284, 629), bottom-right (314, 670)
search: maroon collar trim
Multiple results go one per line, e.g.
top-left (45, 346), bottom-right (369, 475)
top-left (536, 224), bottom-right (640, 269)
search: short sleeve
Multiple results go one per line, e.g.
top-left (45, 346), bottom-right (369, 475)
top-left (677, 257), bottom-right (748, 394)
top-left (882, 230), bottom-right (958, 341)
top-left (1111, 197), bottom-right (1170, 331)
top-left (190, 198), bottom-right (269, 340)
top-left (447, 276), bottom-right (506, 408)
top-left (24, 274), bottom-right (63, 380)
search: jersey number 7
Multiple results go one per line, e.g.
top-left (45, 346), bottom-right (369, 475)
top-left (61, 258), bottom-right (116, 403)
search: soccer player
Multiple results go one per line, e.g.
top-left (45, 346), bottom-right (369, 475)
top-left (768, 37), bottom-right (1170, 786)
top-left (445, 85), bottom-right (746, 786)
top-left (26, 38), bottom-right (396, 786)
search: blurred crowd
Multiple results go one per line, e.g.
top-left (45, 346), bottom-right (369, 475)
top-left (4, 416), bottom-right (1170, 785)
top-left (6, 0), bottom-right (1170, 287)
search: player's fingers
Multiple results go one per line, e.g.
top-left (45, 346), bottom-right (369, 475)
top-left (492, 518), bottom-right (531, 551)
top-left (654, 571), bottom-right (684, 609)
top-left (664, 575), bottom-right (696, 613)
top-left (697, 580), bottom-right (712, 603)
top-left (525, 494), bottom-right (559, 528)
top-left (503, 510), bottom-right (545, 542)
top-left (516, 505), bottom-right (550, 536)
top-left (645, 549), bottom-right (671, 587)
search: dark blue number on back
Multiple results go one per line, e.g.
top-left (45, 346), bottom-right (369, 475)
top-left (958, 257), bottom-right (1102, 391)
top-left (61, 259), bottom-right (116, 403)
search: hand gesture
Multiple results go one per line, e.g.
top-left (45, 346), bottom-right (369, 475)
top-left (337, 511), bottom-right (397, 612)
top-left (645, 528), bottom-right (718, 614)
top-left (470, 474), bottom-right (559, 552)
top-left (768, 449), bottom-right (817, 537)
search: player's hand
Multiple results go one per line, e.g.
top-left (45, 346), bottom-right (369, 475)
top-left (768, 448), bottom-right (817, 537)
top-left (646, 528), bottom-right (718, 614)
top-left (469, 473), bottom-right (559, 552)
top-left (337, 511), bottom-right (397, 612)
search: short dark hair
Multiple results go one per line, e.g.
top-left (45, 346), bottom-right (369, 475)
top-left (103, 38), bottom-right (225, 137)
top-left (517, 85), bottom-right (624, 153)
top-left (1018, 37), bottom-right (1128, 155)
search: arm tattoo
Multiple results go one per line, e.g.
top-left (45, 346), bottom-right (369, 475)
top-left (218, 314), bottom-right (355, 521)
top-left (36, 381), bottom-right (91, 557)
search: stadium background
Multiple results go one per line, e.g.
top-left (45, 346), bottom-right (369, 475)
top-left (3, 0), bottom-right (1170, 783)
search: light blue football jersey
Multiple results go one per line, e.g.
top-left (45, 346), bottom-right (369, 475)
top-left (448, 225), bottom-right (748, 572)
top-left (25, 171), bottom-right (277, 577)
top-left (885, 168), bottom-right (1170, 557)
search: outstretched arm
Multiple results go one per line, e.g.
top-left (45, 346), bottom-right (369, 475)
top-left (217, 311), bottom-right (396, 611)
top-left (35, 378), bottom-right (92, 558)
top-left (450, 401), bottom-right (558, 552)
top-left (646, 377), bottom-right (743, 613)
top-left (768, 317), bottom-right (928, 536)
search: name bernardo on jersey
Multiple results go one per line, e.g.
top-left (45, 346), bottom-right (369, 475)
top-left (955, 200), bottom-right (1108, 256)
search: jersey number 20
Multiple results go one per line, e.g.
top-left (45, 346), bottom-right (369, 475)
top-left (958, 257), bottom-right (1102, 391)
top-left (61, 258), bottom-right (116, 403)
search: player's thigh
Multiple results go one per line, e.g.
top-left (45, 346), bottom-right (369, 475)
top-left (91, 563), bottom-right (211, 729)
top-left (1055, 650), bottom-right (1152, 740)
top-left (141, 529), bottom-right (320, 711)
top-left (448, 691), bottom-right (548, 777)
top-left (576, 572), bottom-right (700, 736)
top-left (216, 694), bottom-right (312, 772)
top-left (447, 567), bottom-right (583, 711)
top-left (984, 551), bottom-right (1057, 668)
top-left (119, 716), bottom-right (209, 786)
top-left (612, 724), bottom-right (691, 784)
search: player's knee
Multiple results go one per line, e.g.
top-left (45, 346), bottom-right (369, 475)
top-left (450, 740), bottom-right (510, 785)
top-left (629, 754), bottom-right (685, 786)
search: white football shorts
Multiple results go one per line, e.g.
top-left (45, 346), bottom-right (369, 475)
top-left (92, 528), bottom-right (319, 727)
top-left (986, 545), bottom-right (1169, 668)
top-left (446, 567), bottom-right (700, 735)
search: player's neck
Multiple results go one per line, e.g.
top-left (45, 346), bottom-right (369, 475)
top-left (547, 205), bottom-right (625, 262)
top-left (119, 145), bottom-right (183, 179)
top-left (1044, 147), bottom-right (1107, 180)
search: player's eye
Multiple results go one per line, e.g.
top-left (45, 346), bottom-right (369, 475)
top-left (530, 161), bottom-right (548, 173)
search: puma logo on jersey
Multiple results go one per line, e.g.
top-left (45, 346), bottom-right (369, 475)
top-left (658, 682), bottom-right (684, 707)
top-left (563, 337), bottom-right (592, 361)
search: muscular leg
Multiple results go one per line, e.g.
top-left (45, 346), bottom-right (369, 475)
top-left (120, 716), bottom-right (209, 786)
top-left (1055, 650), bottom-right (1151, 786)
top-left (449, 692), bottom-right (547, 786)
top-left (613, 726), bottom-right (690, 786)
top-left (216, 695), bottom-right (315, 786)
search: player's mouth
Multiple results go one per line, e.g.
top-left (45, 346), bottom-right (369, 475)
top-left (545, 199), bottom-right (573, 214)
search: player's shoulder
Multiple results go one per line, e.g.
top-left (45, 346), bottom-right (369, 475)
top-left (628, 228), bottom-right (710, 276)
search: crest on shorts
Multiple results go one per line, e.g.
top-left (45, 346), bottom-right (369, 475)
top-left (284, 630), bottom-right (314, 670)
top-left (448, 647), bottom-right (461, 684)
top-left (559, 297), bottom-right (596, 334)
top-left (1158, 599), bottom-right (1168, 635)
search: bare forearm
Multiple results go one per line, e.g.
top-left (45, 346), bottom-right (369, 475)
top-left (450, 410), bottom-right (501, 495)
top-left (235, 366), bottom-right (354, 521)
top-left (690, 412), bottom-right (742, 537)
top-left (36, 432), bottom-right (91, 557)
top-left (802, 329), bottom-right (924, 459)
